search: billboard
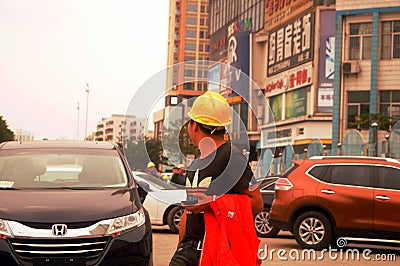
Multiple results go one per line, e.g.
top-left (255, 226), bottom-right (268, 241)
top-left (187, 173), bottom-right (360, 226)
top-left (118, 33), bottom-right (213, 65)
top-left (285, 87), bottom-right (307, 119)
top-left (208, 63), bottom-right (221, 93)
top-left (265, 0), bottom-right (314, 31)
top-left (221, 31), bottom-right (250, 101)
top-left (317, 9), bottom-right (336, 113)
top-left (267, 11), bottom-right (314, 77)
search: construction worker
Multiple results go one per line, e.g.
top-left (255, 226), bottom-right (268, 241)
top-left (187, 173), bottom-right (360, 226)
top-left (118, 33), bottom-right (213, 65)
top-left (169, 91), bottom-right (263, 266)
top-left (170, 164), bottom-right (185, 187)
top-left (146, 161), bottom-right (159, 177)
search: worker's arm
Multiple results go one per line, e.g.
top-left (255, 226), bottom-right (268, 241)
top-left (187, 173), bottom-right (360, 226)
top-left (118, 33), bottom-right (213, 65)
top-left (238, 185), bottom-right (264, 215)
top-left (178, 210), bottom-right (187, 244)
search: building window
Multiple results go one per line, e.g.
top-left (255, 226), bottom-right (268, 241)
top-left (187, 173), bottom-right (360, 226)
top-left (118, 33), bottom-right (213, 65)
top-left (186, 30), bottom-right (196, 38)
top-left (381, 20), bottom-right (400, 59)
top-left (186, 17), bottom-right (197, 25)
top-left (200, 18), bottom-right (205, 26)
top-left (380, 90), bottom-right (400, 124)
top-left (349, 22), bottom-right (372, 60)
top-left (184, 55), bottom-right (195, 61)
top-left (185, 43), bottom-right (196, 51)
top-left (347, 91), bottom-right (370, 129)
top-left (184, 82), bottom-right (194, 90)
top-left (186, 4), bottom-right (197, 12)
top-left (184, 69), bottom-right (195, 77)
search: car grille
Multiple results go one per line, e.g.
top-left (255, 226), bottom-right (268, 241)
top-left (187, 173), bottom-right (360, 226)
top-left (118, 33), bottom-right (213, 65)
top-left (10, 236), bottom-right (109, 262)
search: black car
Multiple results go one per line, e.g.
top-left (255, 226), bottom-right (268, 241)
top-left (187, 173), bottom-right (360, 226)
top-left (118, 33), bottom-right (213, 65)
top-left (0, 141), bottom-right (152, 266)
top-left (254, 176), bottom-right (280, 238)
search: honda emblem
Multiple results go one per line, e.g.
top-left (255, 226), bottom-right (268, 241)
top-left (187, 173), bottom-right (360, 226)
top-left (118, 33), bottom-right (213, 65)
top-left (52, 224), bottom-right (68, 236)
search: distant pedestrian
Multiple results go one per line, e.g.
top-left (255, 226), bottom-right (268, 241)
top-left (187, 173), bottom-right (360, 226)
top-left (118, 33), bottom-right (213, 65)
top-left (146, 161), bottom-right (160, 177)
top-left (170, 164), bottom-right (185, 187)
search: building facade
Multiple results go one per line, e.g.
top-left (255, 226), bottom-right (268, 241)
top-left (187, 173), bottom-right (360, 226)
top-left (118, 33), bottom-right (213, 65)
top-left (94, 114), bottom-right (146, 145)
top-left (208, 0), bottom-right (265, 161)
top-left (165, 0), bottom-right (210, 105)
top-left (154, 0), bottom-right (211, 143)
top-left (14, 129), bottom-right (34, 142)
top-left (332, 0), bottom-right (400, 156)
top-left (261, 1), bottom-right (336, 157)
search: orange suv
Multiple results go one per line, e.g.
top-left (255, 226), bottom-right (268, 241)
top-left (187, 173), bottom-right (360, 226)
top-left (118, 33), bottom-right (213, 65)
top-left (270, 156), bottom-right (400, 250)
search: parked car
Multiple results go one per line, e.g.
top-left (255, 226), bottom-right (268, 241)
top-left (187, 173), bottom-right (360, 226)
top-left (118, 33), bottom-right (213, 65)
top-left (254, 176), bottom-right (281, 237)
top-left (0, 141), bottom-right (153, 266)
top-left (270, 156), bottom-right (400, 250)
top-left (132, 171), bottom-right (185, 234)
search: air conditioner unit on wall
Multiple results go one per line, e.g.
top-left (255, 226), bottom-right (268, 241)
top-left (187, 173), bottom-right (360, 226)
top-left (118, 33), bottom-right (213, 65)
top-left (342, 61), bottom-right (360, 74)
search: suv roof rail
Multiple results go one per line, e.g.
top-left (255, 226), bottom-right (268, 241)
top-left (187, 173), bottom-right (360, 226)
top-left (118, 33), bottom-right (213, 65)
top-left (309, 156), bottom-right (400, 164)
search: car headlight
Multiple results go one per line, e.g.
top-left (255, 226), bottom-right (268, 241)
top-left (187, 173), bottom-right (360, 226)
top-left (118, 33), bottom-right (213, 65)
top-left (0, 219), bottom-right (13, 239)
top-left (105, 208), bottom-right (145, 237)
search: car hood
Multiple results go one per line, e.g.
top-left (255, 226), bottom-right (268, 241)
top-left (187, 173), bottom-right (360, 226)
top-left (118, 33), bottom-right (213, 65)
top-left (0, 189), bottom-right (136, 223)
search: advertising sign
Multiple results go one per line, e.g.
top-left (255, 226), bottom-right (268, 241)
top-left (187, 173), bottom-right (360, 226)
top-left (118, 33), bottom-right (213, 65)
top-left (265, 62), bottom-right (313, 96)
top-left (265, 0), bottom-right (314, 31)
top-left (285, 87), bottom-right (307, 119)
top-left (267, 11), bottom-right (314, 76)
top-left (317, 9), bottom-right (335, 112)
top-left (208, 63), bottom-right (221, 93)
top-left (222, 31), bottom-right (250, 101)
top-left (269, 94), bottom-right (283, 121)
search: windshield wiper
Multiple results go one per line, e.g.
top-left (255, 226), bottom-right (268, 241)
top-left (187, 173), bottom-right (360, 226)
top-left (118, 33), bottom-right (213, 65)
top-left (0, 187), bottom-right (18, 190)
top-left (59, 186), bottom-right (106, 190)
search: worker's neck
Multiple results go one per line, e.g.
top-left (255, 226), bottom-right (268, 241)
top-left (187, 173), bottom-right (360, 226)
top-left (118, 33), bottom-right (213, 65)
top-left (198, 136), bottom-right (225, 159)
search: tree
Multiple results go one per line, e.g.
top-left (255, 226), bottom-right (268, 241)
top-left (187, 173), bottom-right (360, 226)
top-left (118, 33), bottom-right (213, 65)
top-left (350, 113), bottom-right (394, 131)
top-left (124, 139), bottom-right (167, 171)
top-left (0, 116), bottom-right (15, 143)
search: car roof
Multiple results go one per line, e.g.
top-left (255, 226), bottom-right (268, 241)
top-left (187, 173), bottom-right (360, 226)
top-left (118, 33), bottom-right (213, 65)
top-left (0, 140), bottom-right (117, 150)
top-left (309, 156), bottom-right (400, 164)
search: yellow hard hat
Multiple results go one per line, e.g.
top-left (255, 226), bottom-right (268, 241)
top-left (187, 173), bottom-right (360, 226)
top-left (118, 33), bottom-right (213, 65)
top-left (147, 162), bottom-right (155, 168)
top-left (188, 91), bottom-right (231, 127)
top-left (178, 164), bottom-right (184, 169)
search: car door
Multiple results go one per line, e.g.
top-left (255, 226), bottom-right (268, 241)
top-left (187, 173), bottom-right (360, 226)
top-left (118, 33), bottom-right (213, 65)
top-left (316, 164), bottom-right (374, 230)
top-left (373, 165), bottom-right (400, 233)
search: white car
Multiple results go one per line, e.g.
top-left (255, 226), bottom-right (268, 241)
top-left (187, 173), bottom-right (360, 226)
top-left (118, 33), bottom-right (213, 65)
top-left (132, 171), bottom-right (186, 233)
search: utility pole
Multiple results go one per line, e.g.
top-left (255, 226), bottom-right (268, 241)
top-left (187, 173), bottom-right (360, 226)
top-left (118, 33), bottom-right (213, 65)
top-left (85, 83), bottom-right (90, 141)
top-left (76, 102), bottom-right (80, 140)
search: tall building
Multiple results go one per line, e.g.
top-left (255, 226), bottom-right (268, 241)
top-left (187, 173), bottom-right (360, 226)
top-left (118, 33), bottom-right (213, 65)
top-left (208, 0), bottom-right (266, 161)
top-left (165, 0), bottom-right (210, 105)
top-left (331, 0), bottom-right (400, 156)
top-left (154, 0), bottom-right (211, 142)
top-left (94, 114), bottom-right (146, 145)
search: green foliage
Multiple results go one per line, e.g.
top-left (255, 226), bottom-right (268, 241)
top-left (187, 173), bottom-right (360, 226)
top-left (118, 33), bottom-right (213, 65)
top-left (0, 116), bottom-right (15, 143)
top-left (124, 120), bottom-right (199, 171)
top-left (350, 113), bottom-right (394, 131)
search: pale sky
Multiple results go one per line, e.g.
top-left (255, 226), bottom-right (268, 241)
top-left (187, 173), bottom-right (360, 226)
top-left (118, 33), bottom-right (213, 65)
top-left (0, 0), bottom-right (169, 140)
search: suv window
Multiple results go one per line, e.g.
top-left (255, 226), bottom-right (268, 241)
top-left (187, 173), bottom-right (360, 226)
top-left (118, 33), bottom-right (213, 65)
top-left (331, 165), bottom-right (374, 187)
top-left (308, 165), bottom-right (330, 182)
top-left (377, 166), bottom-right (400, 190)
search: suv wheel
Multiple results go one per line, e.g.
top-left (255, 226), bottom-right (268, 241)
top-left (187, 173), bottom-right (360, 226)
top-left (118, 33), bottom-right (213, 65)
top-left (254, 208), bottom-right (280, 237)
top-left (293, 211), bottom-right (333, 250)
top-left (167, 206), bottom-right (184, 234)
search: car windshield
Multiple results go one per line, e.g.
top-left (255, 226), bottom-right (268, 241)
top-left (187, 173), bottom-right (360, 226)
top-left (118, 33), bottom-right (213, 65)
top-left (0, 149), bottom-right (128, 189)
top-left (135, 173), bottom-right (177, 190)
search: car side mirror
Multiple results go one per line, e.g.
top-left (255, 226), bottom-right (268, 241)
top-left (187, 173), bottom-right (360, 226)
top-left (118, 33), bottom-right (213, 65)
top-left (136, 180), bottom-right (150, 204)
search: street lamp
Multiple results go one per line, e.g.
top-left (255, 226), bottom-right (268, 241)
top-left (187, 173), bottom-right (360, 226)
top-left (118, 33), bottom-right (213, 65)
top-left (84, 83), bottom-right (90, 141)
top-left (371, 121), bottom-right (378, 157)
top-left (385, 134), bottom-right (390, 158)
